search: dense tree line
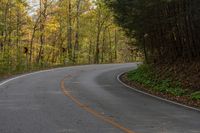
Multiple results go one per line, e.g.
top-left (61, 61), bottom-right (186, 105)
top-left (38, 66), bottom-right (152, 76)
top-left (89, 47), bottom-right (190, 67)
top-left (0, 0), bottom-right (140, 75)
top-left (106, 0), bottom-right (200, 64)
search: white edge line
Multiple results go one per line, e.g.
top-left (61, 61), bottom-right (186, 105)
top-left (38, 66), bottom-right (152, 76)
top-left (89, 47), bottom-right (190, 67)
top-left (0, 67), bottom-right (72, 87)
top-left (117, 72), bottom-right (200, 112)
top-left (0, 63), bottom-right (130, 87)
top-left (0, 63), bottom-right (125, 87)
top-left (1, 65), bottom-right (200, 112)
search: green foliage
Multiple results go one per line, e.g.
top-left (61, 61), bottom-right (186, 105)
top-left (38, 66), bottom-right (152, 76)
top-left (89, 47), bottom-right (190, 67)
top-left (0, 0), bottom-right (136, 76)
top-left (106, 0), bottom-right (200, 63)
top-left (127, 64), bottom-right (186, 96)
top-left (191, 91), bottom-right (200, 100)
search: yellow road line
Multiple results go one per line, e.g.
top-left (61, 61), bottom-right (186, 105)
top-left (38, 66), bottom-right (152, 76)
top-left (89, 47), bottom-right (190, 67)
top-left (60, 74), bottom-right (136, 133)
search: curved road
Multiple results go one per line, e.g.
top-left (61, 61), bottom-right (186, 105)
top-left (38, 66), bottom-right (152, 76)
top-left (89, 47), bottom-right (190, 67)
top-left (0, 63), bottom-right (200, 133)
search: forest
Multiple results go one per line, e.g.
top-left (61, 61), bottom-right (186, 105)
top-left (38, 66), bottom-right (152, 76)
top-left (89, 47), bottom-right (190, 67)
top-left (0, 0), bottom-right (141, 76)
top-left (1, 0), bottom-right (200, 96)
top-left (106, 0), bottom-right (200, 102)
top-left (106, 0), bottom-right (200, 63)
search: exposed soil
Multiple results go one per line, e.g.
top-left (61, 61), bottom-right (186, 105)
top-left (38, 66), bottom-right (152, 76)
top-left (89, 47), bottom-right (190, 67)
top-left (120, 73), bottom-right (200, 109)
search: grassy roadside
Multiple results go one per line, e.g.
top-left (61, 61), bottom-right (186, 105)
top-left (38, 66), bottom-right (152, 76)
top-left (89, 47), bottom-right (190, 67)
top-left (123, 64), bottom-right (200, 107)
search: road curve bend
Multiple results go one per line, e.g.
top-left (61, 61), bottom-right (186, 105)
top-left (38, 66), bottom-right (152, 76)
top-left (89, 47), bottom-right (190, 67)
top-left (0, 63), bottom-right (200, 133)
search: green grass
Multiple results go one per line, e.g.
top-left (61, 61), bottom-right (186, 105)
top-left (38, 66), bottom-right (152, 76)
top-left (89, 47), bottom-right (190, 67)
top-left (127, 64), bottom-right (186, 96)
top-left (191, 91), bottom-right (200, 100)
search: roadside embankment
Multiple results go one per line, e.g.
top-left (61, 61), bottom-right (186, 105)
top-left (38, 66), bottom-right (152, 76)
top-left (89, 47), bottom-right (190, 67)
top-left (120, 64), bottom-right (200, 108)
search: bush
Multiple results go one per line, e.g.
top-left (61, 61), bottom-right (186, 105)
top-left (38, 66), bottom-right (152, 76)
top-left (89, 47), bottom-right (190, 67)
top-left (127, 64), bottom-right (186, 96)
top-left (191, 91), bottom-right (200, 100)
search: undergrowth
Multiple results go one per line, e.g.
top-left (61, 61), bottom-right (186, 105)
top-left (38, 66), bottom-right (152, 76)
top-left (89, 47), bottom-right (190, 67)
top-left (127, 64), bottom-right (199, 98)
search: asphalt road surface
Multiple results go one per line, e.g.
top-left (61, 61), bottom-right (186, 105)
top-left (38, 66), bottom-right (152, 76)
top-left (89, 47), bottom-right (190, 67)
top-left (0, 63), bottom-right (200, 133)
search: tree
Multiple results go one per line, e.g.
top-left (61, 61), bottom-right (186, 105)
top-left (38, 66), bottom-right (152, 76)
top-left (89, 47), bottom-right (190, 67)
top-left (0, 0), bottom-right (134, 75)
top-left (106, 0), bottom-right (200, 63)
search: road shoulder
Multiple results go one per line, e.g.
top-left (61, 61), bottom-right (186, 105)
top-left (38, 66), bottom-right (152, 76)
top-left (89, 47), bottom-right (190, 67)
top-left (118, 72), bottom-right (200, 112)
